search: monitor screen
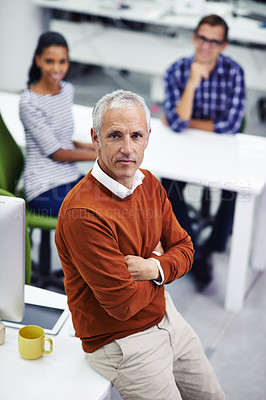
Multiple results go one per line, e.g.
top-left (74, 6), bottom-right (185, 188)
top-left (0, 195), bottom-right (25, 322)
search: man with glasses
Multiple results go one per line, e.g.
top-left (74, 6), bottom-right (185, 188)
top-left (162, 14), bottom-right (246, 290)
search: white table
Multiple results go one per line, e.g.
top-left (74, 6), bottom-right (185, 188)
top-left (46, 18), bottom-right (266, 101)
top-left (32, 0), bottom-right (266, 101)
top-left (142, 118), bottom-right (266, 312)
top-left (0, 285), bottom-right (112, 400)
top-left (1, 91), bottom-right (266, 312)
top-left (32, 0), bottom-right (266, 46)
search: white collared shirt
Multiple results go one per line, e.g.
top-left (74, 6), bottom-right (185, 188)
top-left (91, 158), bottom-right (145, 199)
top-left (91, 159), bottom-right (164, 284)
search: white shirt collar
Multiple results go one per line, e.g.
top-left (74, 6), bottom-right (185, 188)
top-left (91, 159), bottom-right (145, 199)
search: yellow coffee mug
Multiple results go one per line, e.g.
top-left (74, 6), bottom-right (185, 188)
top-left (18, 325), bottom-right (53, 360)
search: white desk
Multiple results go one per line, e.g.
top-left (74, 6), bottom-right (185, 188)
top-left (0, 285), bottom-right (112, 400)
top-left (1, 91), bottom-right (266, 312)
top-left (142, 118), bottom-right (266, 312)
top-left (32, 0), bottom-right (266, 101)
top-left (32, 0), bottom-right (266, 46)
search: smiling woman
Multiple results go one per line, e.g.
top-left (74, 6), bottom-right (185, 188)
top-left (19, 31), bottom-right (97, 217)
top-left (34, 45), bottom-right (69, 95)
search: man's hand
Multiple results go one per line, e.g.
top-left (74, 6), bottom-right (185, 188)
top-left (125, 255), bottom-right (160, 281)
top-left (176, 61), bottom-right (210, 122)
top-left (189, 61), bottom-right (210, 89)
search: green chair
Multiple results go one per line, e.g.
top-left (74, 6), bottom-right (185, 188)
top-left (0, 112), bottom-right (60, 289)
top-left (0, 188), bottom-right (31, 285)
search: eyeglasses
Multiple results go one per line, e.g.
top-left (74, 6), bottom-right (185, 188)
top-left (195, 34), bottom-right (225, 48)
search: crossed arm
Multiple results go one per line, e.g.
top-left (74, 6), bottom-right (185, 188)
top-left (125, 241), bottom-right (164, 281)
top-left (56, 180), bottom-right (194, 321)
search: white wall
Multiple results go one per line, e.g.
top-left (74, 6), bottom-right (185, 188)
top-left (0, 0), bottom-right (48, 92)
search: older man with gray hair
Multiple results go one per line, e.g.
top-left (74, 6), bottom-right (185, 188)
top-left (55, 89), bottom-right (225, 399)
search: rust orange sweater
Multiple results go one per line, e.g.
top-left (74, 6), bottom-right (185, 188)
top-left (55, 169), bottom-right (194, 353)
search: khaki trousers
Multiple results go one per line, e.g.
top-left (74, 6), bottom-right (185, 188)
top-left (85, 292), bottom-right (225, 400)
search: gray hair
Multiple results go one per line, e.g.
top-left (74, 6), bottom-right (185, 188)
top-left (92, 89), bottom-right (151, 144)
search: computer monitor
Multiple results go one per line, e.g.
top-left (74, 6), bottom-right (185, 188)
top-left (0, 195), bottom-right (25, 323)
top-left (0, 195), bottom-right (69, 335)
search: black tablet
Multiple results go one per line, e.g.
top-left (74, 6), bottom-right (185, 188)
top-left (4, 302), bottom-right (70, 335)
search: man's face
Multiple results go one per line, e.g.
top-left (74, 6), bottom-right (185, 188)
top-left (192, 24), bottom-right (227, 66)
top-left (91, 105), bottom-right (150, 189)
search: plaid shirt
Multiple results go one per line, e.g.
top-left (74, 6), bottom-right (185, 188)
top-left (164, 54), bottom-right (246, 134)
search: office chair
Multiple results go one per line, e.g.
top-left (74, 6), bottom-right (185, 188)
top-left (0, 188), bottom-right (31, 285)
top-left (0, 112), bottom-right (61, 290)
